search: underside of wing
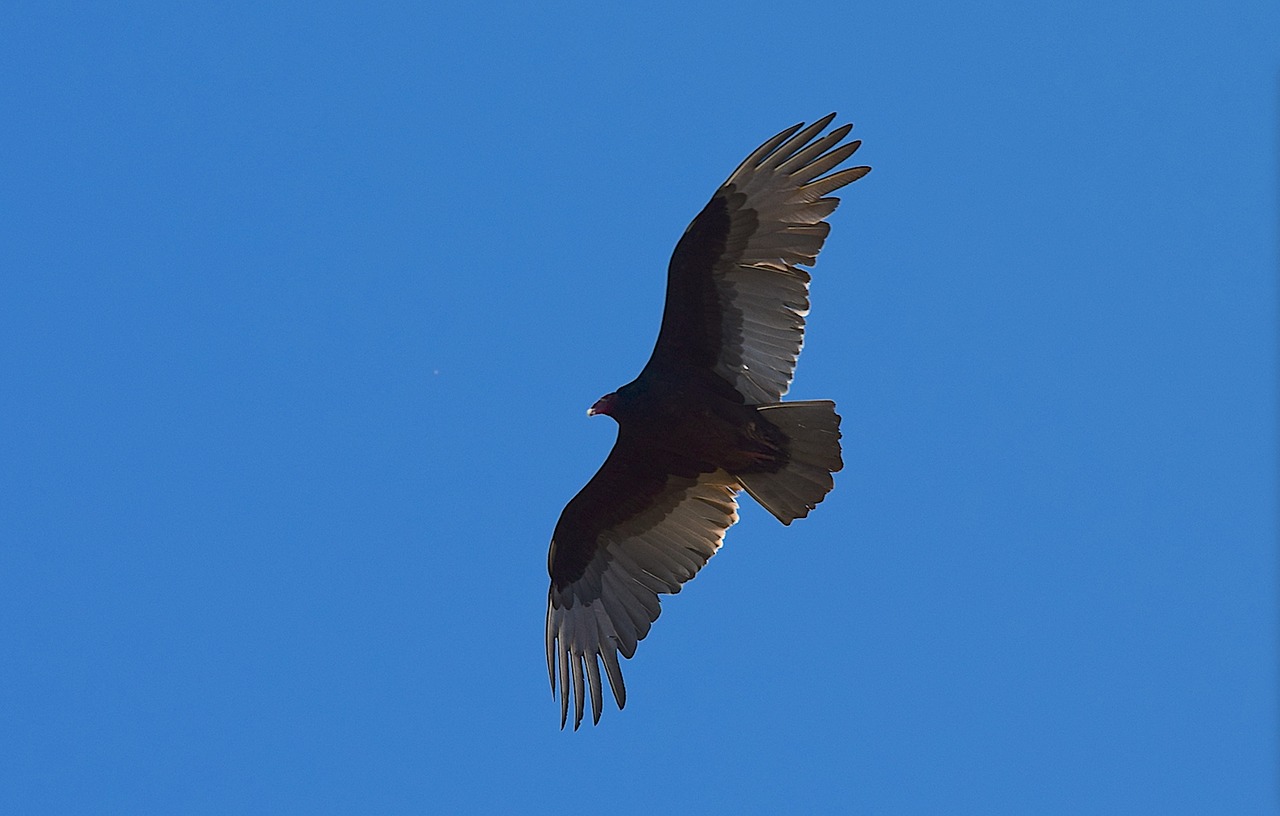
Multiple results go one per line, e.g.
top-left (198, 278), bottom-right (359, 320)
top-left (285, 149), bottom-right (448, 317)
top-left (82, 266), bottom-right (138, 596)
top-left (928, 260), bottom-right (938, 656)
top-left (653, 114), bottom-right (870, 403)
top-left (546, 446), bottom-right (740, 729)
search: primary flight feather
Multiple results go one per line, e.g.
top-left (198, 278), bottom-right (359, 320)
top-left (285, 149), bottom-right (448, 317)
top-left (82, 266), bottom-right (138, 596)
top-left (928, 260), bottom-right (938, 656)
top-left (546, 114), bottom-right (870, 729)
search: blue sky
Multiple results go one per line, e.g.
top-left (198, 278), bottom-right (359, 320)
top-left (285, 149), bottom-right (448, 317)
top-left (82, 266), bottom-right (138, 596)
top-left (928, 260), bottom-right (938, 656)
top-left (2, 1), bottom-right (1276, 813)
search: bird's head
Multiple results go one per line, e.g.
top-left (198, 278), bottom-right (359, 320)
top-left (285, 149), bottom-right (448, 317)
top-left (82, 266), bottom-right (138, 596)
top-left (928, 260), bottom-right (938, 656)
top-left (587, 391), bottom-right (618, 418)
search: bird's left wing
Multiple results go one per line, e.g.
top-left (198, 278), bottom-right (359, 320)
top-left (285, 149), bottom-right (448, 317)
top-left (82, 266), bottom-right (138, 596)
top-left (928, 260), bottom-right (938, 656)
top-left (645, 114), bottom-right (870, 403)
top-left (546, 437), bottom-right (740, 729)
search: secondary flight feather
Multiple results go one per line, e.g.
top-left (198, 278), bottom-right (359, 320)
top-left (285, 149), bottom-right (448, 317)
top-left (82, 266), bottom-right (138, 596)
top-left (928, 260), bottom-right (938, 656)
top-left (546, 114), bottom-right (870, 728)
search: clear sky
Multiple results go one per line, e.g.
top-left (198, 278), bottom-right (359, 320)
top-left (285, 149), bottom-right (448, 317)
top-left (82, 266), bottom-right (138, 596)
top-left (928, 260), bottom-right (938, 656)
top-left (2, 1), bottom-right (1276, 813)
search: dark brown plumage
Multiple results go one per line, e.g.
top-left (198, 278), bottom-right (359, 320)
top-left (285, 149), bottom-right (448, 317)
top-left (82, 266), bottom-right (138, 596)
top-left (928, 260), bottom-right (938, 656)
top-left (546, 114), bottom-right (870, 728)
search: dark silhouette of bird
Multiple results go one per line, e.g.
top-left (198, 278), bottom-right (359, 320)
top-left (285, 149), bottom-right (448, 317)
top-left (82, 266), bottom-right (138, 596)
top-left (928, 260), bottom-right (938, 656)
top-left (546, 114), bottom-right (870, 728)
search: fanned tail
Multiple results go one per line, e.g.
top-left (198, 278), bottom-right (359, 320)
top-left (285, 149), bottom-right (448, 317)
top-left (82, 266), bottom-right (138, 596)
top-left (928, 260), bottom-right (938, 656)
top-left (737, 400), bottom-right (843, 525)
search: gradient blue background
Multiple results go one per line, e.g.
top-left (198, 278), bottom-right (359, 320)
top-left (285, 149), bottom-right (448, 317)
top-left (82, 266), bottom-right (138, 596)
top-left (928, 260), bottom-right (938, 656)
top-left (3, 2), bottom-right (1276, 813)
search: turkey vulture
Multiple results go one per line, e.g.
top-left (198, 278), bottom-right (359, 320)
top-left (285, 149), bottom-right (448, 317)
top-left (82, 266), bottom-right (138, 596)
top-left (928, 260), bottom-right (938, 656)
top-left (546, 114), bottom-right (870, 729)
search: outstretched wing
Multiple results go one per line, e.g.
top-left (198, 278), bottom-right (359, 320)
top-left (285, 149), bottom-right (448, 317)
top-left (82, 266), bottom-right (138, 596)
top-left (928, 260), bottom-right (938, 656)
top-left (546, 435), bottom-right (740, 729)
top-left (645, 113), bottom-right (870, 404)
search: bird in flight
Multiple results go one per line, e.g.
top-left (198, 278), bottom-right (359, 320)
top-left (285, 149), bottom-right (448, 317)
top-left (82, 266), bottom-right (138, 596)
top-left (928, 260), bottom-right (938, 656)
top-left (545, 114), bottom-right (870, 729)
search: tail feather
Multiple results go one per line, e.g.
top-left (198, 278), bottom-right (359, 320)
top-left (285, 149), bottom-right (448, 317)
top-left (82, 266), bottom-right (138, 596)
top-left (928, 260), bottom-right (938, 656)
top-left (738, 400), bottom-right (843, 525)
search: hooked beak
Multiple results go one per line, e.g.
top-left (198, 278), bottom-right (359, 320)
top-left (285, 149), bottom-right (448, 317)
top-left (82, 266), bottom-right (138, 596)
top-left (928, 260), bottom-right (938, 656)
top-left (588, 392), bottom-right (616, 417)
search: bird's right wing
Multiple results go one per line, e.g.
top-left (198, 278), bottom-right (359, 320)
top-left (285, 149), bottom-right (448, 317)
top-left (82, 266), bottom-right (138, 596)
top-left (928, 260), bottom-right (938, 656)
top-left (546, 436), bottom-right (740, 729)
top-left (645, 114), bottom-right (870, 403)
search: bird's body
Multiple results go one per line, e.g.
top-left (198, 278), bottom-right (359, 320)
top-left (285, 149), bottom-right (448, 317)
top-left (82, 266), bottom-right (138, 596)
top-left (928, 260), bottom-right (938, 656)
top-left (546, 115), bottom-right (870, 728)
top-left (607, 369), bottom-right (782, 470)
